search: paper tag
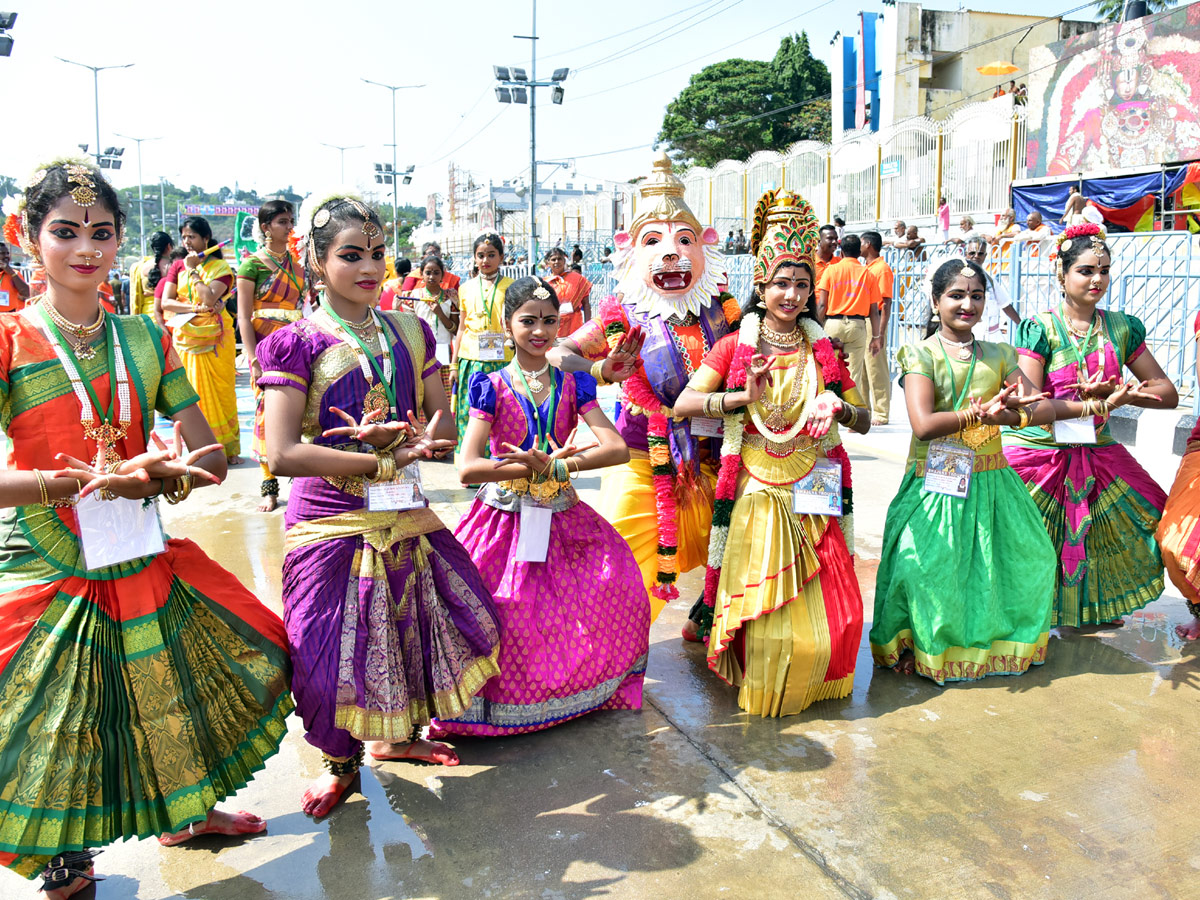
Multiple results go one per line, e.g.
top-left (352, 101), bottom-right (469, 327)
top-left (167, 312), bottom-right (197, 329)
top-left (516, 500), bottom-right (553, 563)
top-left (691, 417), bottom-right (724, 438)
top-left (477, 331), bottom-right (506, 361)
top-left (923, 438), bottom-right (974, 498)
top-left (1053, 417), bottom-right (1097, 445)
top-left (435, 342), bottom-right (451, 365)
top-left (366, 462), bottom-right (425, 511)
top-left (559, 301), bottom-right (574, 315)
top-left (792, 459), bottom-right (843, 516)
top-left (76, 494), bottom-right (166, 570)
top-left (0, 290), bottom-right (9, 308)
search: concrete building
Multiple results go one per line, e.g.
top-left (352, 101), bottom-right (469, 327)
top-left (831, 2), bottom-right (1098, 138)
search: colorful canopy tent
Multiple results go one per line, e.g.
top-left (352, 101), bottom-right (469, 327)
top-left (1012, 163), bottom-right (1200, 233)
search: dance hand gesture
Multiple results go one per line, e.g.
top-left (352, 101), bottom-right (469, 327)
top-left (325, 406), bottom-right (409, 450)
top-left (602, 326), bottom-right (646, 383)
top-left (1106, 378), bottom-right (1160, 410)
top-left (743, 354), bottom-right (773, 404)
top-left (493, 427), bottom-right (598, 476)
top-left (1065, 367), bottom-right (1119, 399)
top-left (803, 391), bottom-right (843, 440)
top-left (1002, 380), bottom-right (1050, 409)
top-left (400, 410), bottom-right (456, 463)
top-left (53, 423), bottom-right (222, 500)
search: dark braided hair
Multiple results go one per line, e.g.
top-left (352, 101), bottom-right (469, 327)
top-left (146, 230), bottom-right (173, 290)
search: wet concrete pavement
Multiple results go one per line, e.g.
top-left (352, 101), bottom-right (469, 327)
top-left (6, 388), bottom-right (1200, 900)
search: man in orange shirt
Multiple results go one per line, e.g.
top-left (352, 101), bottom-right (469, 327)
top-left (860, 231), bottom-right (894, 425)
top-left (0, 243), bottom-right (30, 312)
top-left (816, 233), bottom-right (881, 395)
top-left (813, 224), bottom-right (840, 286)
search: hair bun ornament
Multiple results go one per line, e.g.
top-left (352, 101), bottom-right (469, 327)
top-left (313, 209), bottom-right (331, 228)
top-left (533, 284), bottom-right (551, 300)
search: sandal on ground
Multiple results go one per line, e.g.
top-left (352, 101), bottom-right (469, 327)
top-left (39, 850), bottom-right (104, 893)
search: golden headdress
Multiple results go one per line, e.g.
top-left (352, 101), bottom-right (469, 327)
top-left (627, 152), bottom-right (702, 237)
top-left (750, 188), bottom-right (819, 284)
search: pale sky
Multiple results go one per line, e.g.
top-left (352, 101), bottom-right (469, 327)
top-left (4, 0), bottom-right (1099, 207)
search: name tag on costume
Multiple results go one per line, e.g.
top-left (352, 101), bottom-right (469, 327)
top-left (792, 459), bottom-right (843, 516)
top-left (559, 302), bottom-right (574, 315)
top-left (0, 290), bottom-right (9, 308)
top-left (367, 462), bottom-right (426, 511)
top-left (692, 417), bottom-right (724, 439)
top-left (477, 332), bottom-right (506, 361)
top-left (516, 500), bottom-right (553, 563)
top-left (76, 494), bottom-right (166, 569)
top-left (1053, 417), bottom-right (1097, 444)
top-left (167, 312), bottom-right (197, 329)
top-left (923, 438), bottom-right (974, 499)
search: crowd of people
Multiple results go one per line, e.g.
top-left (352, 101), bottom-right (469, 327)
top-left (0, 154), bottom-right (1197, 899)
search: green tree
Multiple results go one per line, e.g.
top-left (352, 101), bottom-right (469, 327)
top-left (1093, 0), bottom-right (1177, 21)
top-left (657, 32), bottom-right (830, 168)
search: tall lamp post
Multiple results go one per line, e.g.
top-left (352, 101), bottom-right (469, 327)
top-left (56, 58), bottom-right (133, 166)
top-left (493, 0), bottom-right (569, 269)
top-left (115, 133), bottom-right (161, 255)
top-left (320, 142), bottom-right (364, 184)
top-left (361, 79), bottom-right (424, 257)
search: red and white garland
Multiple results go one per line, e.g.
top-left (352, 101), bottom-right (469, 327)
top-left (703, 313), bottom-right (854, 607)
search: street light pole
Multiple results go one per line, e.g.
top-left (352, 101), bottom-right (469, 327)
top-left (114, 133), bottom-right (161, 256)
top-left (515, 1), bottom-right (539, 269)
top-left (361, 79), bottom-right (424, 258)
top-left (320, 142), bottom-right (364, 184)
top-left (56, 58), bottom-right (133, 165)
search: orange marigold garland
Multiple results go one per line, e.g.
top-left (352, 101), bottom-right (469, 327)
top-left (600, 295), bottom-right (681, 599)
top-left (3, 213), bottom-right (21, 249)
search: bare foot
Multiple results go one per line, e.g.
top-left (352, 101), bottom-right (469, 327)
top-left (681, 620), bottom-right (702, 643)
top-left (1175, 616), bottom-right (1200, 641)
top-left (257, 493), bottom-right (278, 512)
top-left (1101, 618), bottom-right (1125, 627)
top-left (871, 416), bottom-right (888, 426)
top-left (367, 738), bottom-right (459, 766)
top-left (301, 773), bottom-right (356, 818)
top-left (227, 454), bottom-right (243, 466)
top-left (157, 808), bottom-right (266, 846)
top-left (892, 651), bottom-right (916, 675)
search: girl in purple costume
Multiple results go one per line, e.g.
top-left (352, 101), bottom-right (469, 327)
top-left (258, 193), bottom-right (500, 817)
top-left (436, 276), bottom-right (648, 737)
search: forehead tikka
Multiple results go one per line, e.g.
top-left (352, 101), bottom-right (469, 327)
top-left (64, 164), bottom-right (98, 208)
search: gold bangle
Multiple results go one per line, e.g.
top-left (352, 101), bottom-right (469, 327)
top-left (368, 451), bottom-right (397, 484)
top-left (568, 457), bottom-right (581, 479)
top-left (380, 430), bottom-right (409, 453)
top-left (1016, 406), bottom-right (1031, 429)
top-left (590, 359), bottom-right (609, 387)
top-left (34, 469), bottom-right (48, 506)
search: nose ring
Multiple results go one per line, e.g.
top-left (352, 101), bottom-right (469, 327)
top-left (94, 251), bottom-right (103, 259)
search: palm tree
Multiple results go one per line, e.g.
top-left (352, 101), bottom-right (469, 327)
top-left (1093, 0), bottom-right (1178, 22)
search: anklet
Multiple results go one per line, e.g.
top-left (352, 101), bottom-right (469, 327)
top-left (322, 748), bottom-right (364, 776)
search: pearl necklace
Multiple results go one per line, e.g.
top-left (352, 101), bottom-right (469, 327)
top-left (937, 332), bottom-right (974, 361)
top-left (43, 301), bottom-right (106, 360)
top-left (514, 362), bottom-right (550, 393)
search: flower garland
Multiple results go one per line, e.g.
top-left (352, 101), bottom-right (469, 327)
top-left (704, 314), bottom-right (854, 608)
top-left (600, 296), bottom-right (680, 599)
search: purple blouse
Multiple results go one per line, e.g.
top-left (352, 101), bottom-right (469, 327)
top-left (256, 311), bottom-right (439, 527)
top-left (468, 368), bottom-right (598, 456)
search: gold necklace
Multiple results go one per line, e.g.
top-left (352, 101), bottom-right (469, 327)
top-left (44, 301), bottom-right (105, 361)
top-left (752, 339), bottom-right (811, 435)
top-left (514, 361), bottom-right (550, 393)
top-left (263, 244), bottom-right (289, 263)
top-left (760, 322), bottom-right (803, 348)
top-left (937, 332), bottom-right (974, 361)
top-left (344, 314), bottom-right (376, 336)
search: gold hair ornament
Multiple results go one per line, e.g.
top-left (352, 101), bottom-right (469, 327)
top-left (533, 285), bottom-right (551, 300)
top-left (64, 165), bottom-right (98, 208)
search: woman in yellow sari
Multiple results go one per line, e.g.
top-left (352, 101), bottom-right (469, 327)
top-left (161, 216), bottom-right (241, 463)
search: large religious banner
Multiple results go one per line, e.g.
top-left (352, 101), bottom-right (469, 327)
top-left (1025, 6), bottom-right (1200, 177)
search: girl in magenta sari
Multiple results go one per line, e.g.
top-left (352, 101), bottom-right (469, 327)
top-left (258, 192), bottom-right (500, 818)
top-left (437, 276), bottom-right (647, 737)
top-left (1002, 224), bottom-right (1175, 628)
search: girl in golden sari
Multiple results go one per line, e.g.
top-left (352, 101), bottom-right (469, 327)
top-left (161, 215), bottom-right (241, 463)
top-left (675, 190), bottom-right (870, 716)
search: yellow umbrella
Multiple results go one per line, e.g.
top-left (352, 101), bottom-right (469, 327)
top-left (977, 60), bottom-right (1020, 76)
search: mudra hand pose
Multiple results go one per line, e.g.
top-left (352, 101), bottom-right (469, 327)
top-left (674, 189), bottom-right (870, 716)
top-left (0, 158), bottom-right (292, 899)
top-left (259, 191), bottom-right (501, 819)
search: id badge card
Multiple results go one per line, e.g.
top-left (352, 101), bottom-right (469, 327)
top-left (923, 438), bottom-right (974, 499)
top-left (691, 417), bottom-right (724, 439)
top-left (1053, 417), bottom-right (1097, 445)
top-left (792, 459), bottom-right (843, 516)
top-left (559, 301), bottom-right (574, 315)
top-left (516, 499), bottom-right (553, 563)
top-left (477, 332), bottom-right (506, 361)
top-left (76, 494), bottom-right (166, 570)
top-left (367, 462), bottom-right (425, 511)
top-left (0, 290), bottom-right (9, 308)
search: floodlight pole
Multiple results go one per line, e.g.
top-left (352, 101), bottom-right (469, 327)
top-left (57, 58), bottom-right (133, 165)
top-left (361, 80), bottom-right (424, 257)
top-left (320, 143), bottom-right (364, 184)
top-left (115, 133), bottom-right (161, 255)
top-left (514, 1), bottom-right (539, 268)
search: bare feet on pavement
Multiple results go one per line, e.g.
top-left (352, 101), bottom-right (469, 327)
top-left (257, 494), bottom-right (278, 512)
top-left (1176, 616), bottom-right (1200, 641)
top-left (367, 738), bottom-right (459, 766)
top-left (157, 808), bottom-right (266, 846)
top-left (893, 651), bottom-right (916, 675)
top-left (301, 773), bottom-right (357, 818)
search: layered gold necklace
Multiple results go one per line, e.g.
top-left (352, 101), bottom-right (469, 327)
top-left (43, 301), bottom-right (106, 360)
